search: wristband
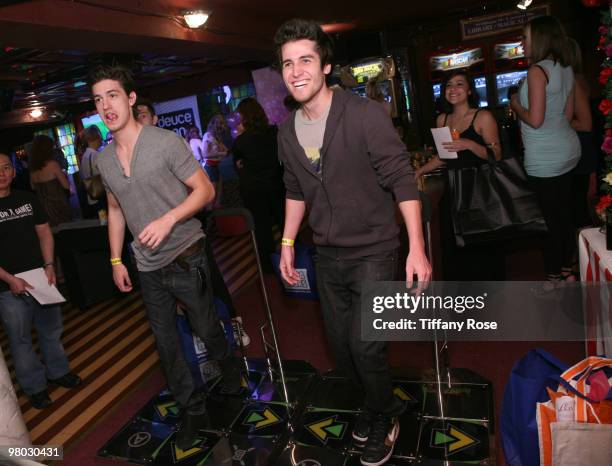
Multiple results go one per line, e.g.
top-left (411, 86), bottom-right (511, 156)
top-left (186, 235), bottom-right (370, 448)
top-left (110, 257), bottom-right (123, 265)
top-left (281, 238), bottom-right (295, 247)
top-left (43, 262), bottom-right (55, 268)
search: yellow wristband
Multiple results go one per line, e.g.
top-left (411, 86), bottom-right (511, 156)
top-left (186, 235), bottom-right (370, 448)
top-left (110, 257), bottom-right (123, 265)
top-left (281, 238), bottom-right (295, 247)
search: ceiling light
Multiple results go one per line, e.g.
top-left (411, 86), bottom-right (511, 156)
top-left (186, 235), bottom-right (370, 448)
top-left (182, 10), bottom-right (209, 28)
top-left (517, 0), bottom-right (533, 10)
top-left (29, 108), bottom-right (43, 118)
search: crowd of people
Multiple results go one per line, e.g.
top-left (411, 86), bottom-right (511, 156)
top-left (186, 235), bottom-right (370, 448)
top-left (0, 13), bottom-right (601, 466)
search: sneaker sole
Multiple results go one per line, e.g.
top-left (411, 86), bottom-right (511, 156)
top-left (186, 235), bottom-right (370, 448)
top-left (360, 422), bottom-right (400, 466)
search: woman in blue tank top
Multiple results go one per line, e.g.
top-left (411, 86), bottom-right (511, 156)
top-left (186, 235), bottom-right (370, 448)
top-left (416, 70), bottom-right (503, 280)
top-left (510, 15), bottom-right (580, 282)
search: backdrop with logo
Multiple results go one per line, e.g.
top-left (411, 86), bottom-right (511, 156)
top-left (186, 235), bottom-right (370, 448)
top-left (154, 95), bottom-right (202, 138)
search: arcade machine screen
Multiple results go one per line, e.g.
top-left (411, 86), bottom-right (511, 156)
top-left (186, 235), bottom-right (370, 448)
top-left (474, 76), bottom-right (488, 107)
top-left (81, 113), bottom-right (110, 144)
top-left (432, 83), bottom-right (441, 101)
top-left (353, 80), bottom-right (393, 104)
top-left (495, 70), bottom-right (527, 105)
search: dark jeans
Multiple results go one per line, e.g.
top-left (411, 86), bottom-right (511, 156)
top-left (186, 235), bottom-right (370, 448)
top-left (139, 242), bottom-right (231, 414)
top-left (528, 172), bottom-right (576, 274)
top-left (315, 249), bottom-right (405, 417)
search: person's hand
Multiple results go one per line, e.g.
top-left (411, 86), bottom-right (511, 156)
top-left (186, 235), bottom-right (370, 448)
top-left (279, 245), bottom-right (300, 285)
top-left (44, 265), bottom-right (56, 286)
top-left (405, 249), bottom-right (432, 294)
top-left (8, 276), bottom-right (33, 295)
top-left (442, 138), bottom-right (474, 152)
top-left (138, 213), bottom-right (176, 249)
top-left (236, 160), bottom-right (244, 169)
top-left (509, 93), bottom-right (520, 111)
top-left (112, 264), bottom-right (133, 292)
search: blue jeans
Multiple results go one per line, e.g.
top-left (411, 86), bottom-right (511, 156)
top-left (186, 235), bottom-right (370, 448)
top-left (315, 249), bottom-right (405, 417)
top-left (138, 242), bottom-right (231, 414)
top-left (0, 292), bottom-right (70, 395)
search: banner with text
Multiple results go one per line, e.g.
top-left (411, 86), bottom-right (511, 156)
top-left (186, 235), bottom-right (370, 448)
top-left (154, 95), bottom-right (202, 138)
top-left (361, 281), bottom-right (609, 342)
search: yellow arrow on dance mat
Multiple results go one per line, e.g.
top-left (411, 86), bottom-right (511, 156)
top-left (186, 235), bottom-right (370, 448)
top-left (245, 408), bottom-right (281, 429)
top-left (393, 387), bottom-right (414, 401)
top-left (155, 401), bottom-right (180, 419)
top-left (173, 442), bottom-right (203, 461)
top-left (449, 426), bottom-right (477, 453)
top-left (307, 417), bottom-right (335, 441)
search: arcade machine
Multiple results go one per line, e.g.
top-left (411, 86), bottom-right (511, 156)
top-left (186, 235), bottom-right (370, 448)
top-left (429, 45), bottom-right (490, 112)
top-left (339, 56), bottom-right (401, 118)
top-left (492, 36), bottom-right (528, 106)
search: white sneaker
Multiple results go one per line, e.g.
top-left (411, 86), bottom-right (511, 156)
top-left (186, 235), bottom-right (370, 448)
top-left (231, 316), bottom-right (250, 347)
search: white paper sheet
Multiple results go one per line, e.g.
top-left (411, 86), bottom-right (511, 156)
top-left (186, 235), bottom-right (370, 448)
top-left (14, 268), bottom-right (66, 305)
top-left (430, 126), bottom-right (458, 159)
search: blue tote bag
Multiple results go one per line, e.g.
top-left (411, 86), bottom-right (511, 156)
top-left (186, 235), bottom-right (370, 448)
top-left (501, 349), bottom-right (570, 466)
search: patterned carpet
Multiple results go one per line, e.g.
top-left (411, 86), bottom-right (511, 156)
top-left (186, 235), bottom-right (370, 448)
top-left (0, 229), bottom-right (261, 449)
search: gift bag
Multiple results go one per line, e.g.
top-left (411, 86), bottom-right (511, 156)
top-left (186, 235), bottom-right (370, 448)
top-left (271, 244), bottom-right (319, 300)
top-left (536, 356), bottom-right (612, 466)
top-left (448, 151), bottom-right (547, 247)
top-left (501, 349), bottom-right (570, 466)
top-left (176, 297), bottom-right (235, 387)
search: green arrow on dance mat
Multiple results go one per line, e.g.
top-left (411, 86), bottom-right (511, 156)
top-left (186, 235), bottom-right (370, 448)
top-left (433, 425), bottom-right (478, 454)
top-left (155, 401), bottom-right (180, 419)
top-left (306, 416), bottom-right (347, 443)
top-left (245, 408), bottom-right (281, 429)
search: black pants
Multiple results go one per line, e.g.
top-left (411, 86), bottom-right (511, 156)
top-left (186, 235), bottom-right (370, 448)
top-left (571, 171), bottom-right (591, 229)
top-left (528, 172), bottom-right (576, 274)
top-left (139, 244), bottom-right (231, 414)
top-left (315, 249), bottom-right (405, 417)
top-left (242, 188), bottom-right (285, 272)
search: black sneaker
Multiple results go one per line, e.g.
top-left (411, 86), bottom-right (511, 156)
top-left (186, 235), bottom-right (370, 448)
top-left (353, 410), bottom-right (375, 442)
top-left (48, 372), bottom-right (82, 388)
top-left (29, 390), bottom-right (52, 409)
top-left (175, 411), bottom-right (208, 451)
top-left (360, 416), bottom-right (400, 466)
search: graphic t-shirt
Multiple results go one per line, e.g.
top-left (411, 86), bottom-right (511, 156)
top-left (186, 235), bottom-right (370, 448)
top-left (295, 105), bottom-right (330, 176)
top-left (0, 190), bottom-right (47, 292)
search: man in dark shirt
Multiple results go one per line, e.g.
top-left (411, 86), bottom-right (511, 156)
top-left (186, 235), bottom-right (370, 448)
top-left (0, 153), bottom-right (81, 409)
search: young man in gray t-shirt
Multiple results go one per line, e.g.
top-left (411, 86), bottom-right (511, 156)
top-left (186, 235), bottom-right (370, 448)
top-left (88, 65), bottom-right (243, 450)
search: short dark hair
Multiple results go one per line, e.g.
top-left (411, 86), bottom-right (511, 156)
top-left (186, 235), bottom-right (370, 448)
top-left (439, 70), bottom-right (480, 114)
top-left (88, 64), bottom-right (136, 95)
top-left (274, 19), bottom-right (334, 70)
top-left (133, 98), bottom-right (156, 118)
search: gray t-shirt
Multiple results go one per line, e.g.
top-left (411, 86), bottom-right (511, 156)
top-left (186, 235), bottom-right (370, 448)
top-left (97, 125), bottom-right (204, 271)
top-left (295, 105), bottom-right (330, 175)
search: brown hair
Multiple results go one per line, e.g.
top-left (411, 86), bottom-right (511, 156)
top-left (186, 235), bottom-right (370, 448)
top-left (29, 135), bottom-right (55, 171)
top-left (527, 15), bottom-right (568, 66)
top-left (237, 97), bottom-right (269, 134)
top-left (439, 70), bottom-right (480, 114)
top-left (564, 37), bottom-right (582, 74)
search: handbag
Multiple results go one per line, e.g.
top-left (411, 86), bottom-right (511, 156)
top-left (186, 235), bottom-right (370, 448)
top-left (83, 152), bottom-right (105, 199)
top-left (501, 349), bottom-right (570, 466)
top-left (448, 148), bottom-right (547, 247)
top-left (536, 356), bottom-right (612, 466)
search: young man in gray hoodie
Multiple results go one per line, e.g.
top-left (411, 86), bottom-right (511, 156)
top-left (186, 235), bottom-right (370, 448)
top-left (275, 19), bottom-right (431, 466)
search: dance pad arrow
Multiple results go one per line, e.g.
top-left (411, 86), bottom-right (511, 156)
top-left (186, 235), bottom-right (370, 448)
top-left (432, 425), bottom-right (479, 455)
top-left (244, 407), bottom-right (282, 430)
top-left (306, 416), bottom-right (347, 445)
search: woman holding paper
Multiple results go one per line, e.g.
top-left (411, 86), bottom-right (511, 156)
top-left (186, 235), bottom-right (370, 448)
top-left (509, 15), bottom-right (580, 283)
top-left (415, 70), bottom-right (502, 279)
